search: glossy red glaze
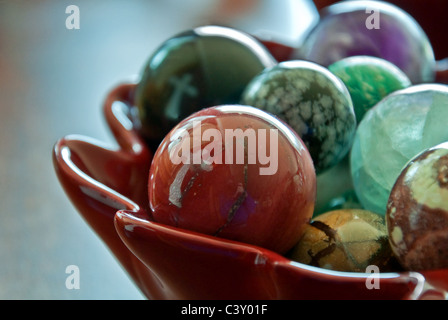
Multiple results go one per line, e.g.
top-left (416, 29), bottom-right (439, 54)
top-left (436, 60), bottom-right (448, 85)
top-left (259, 39), bottom-right (294, 62)
top-left (53, 83), bottom-right (448, 299)
top-left (149, 105), bottom-right (316, 254)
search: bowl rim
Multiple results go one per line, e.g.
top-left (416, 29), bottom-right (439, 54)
top-left (52, 81), bottom-right (448, 300)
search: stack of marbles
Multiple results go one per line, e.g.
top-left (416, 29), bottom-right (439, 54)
top-left (313, 56), bottom-right (411, 215)
top-left (297, 0), bottom-right (436, 84)
top-left (350, 84), bottom-right (448, 215)
top-left (130, 1), bottom-right (448, 275)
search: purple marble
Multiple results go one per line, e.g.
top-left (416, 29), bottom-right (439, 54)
top-left (296, 1), bottom-right (435, 83)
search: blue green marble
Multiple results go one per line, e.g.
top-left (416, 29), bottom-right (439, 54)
top-left (350, 84), bottom-right (448, 215)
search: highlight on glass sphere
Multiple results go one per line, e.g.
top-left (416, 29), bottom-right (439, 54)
top-left (148, 105), bottom-right (316, 254)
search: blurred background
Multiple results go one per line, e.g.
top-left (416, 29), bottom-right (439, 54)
top-left (0, 0), bottom-right (446, 299)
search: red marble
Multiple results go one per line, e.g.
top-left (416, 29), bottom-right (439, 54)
top-left (148, 105), bottom-right (316, 254)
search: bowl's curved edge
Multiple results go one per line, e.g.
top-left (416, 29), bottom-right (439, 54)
top-left (52, 83), bottom-right (161, 298)
top-left (53, 82), bottom-right (448, 300)
top-left (114, 209), bottom-right (288, 299)
top-left (114, 209), bottom-right (448, 300)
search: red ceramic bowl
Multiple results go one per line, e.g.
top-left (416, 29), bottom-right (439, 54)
top-left (53, 82), bottom-right (448, 300)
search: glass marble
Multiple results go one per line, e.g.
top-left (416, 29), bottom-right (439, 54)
top-left (148, 105), bottom-right (316, 254)
top-left (387, 142), bottom-right (448, 271)
top-left (350, 84), bottom-right (448, 215)
top-left (135, 25), bottom-right (276, 147)
top-left (241, 60), bottom-right (356, 174)
top-left (297, 1), bottom-right (436, 84)
top-left (329, 56), bottom-right (412, 123)
top-left (290, 209), bottom-right (396, 272)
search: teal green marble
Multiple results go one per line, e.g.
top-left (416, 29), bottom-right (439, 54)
top-left (350, 84), bottom-right (448, 215)
top-left (329, 56), bottom-right (411, 123)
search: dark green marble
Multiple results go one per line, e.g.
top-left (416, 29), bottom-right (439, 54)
top-left (329, 56), bottom-right (411, 123)
top-left (135, 25), bottom-right (276, 146)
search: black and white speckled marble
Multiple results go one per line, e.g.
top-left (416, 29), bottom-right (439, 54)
top-left (242, 60), bottom-right (356, 173)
